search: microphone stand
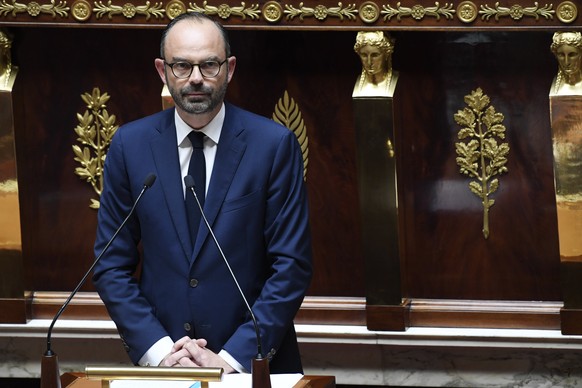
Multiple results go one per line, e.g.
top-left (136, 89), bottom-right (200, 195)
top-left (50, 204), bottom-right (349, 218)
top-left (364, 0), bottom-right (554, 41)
top-left (40, 174), bottom-right (156, 388)
top-left (184, 176), bottom-right (271, 388)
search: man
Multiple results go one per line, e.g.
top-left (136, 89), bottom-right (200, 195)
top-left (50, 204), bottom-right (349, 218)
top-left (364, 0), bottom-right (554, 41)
top-left (92, 12), bottom-right (313, 374)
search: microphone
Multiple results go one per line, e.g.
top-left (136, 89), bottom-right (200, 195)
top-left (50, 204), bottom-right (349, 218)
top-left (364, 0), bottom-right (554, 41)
top-left (184, 175), bottom-right (271, 388)
top-left (41, 173), bottom-right (157, 388)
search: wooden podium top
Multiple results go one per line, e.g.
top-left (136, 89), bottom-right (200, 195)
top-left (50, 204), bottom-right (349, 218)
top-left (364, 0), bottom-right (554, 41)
top-left (63, 372), bottom-right (336, 388)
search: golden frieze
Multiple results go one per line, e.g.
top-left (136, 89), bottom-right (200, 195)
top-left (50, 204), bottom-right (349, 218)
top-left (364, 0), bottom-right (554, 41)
top-left (165, 0), bottom-right (185, 18)
top-left (0, 0), bottom-right (69, 18)
top-left (73, 87), bottom-right (119, 209)
top-left (72, 0), bottom-right (91, 20)
top-left (479, 1), bottom-right (554, 20)
top-left (189, 1), bottom-right (261, 19)
top-left (284, 2), bottom-right (358, 21)
top-left (272, 90), bottom-right (309, 180)
top-left (454, 88), bottom-right (509, 239)
top-left (382, 1), bottom-right (456, 21)
top-left (94, 0), bottom-right (165, 19)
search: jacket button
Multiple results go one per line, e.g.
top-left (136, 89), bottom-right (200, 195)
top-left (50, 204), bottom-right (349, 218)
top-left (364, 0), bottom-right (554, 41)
top-left (184, 323), bottom-right (192, 332)
top-left (189, 278), bottom-right (199, 288)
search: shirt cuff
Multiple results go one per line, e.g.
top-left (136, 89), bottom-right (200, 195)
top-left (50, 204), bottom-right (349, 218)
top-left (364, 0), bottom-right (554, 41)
top-left (218, 349), bottom-right (248, 373)
top-left (138, 336), bottom-right (174, 366)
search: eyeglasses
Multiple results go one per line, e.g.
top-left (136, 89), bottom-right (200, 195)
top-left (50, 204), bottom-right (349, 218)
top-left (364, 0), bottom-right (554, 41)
top-left (164, 59), bottom-right (227, 79)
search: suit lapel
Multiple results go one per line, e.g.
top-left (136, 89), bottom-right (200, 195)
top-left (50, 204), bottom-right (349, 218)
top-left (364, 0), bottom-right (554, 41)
top-left (191, 105), bottom-right (247, 262)
top-left (150, 109), bottom-right (193, 261)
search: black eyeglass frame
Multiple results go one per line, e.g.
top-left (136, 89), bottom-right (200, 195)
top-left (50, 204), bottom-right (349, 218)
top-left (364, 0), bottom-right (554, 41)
top-left (163, 59), bottom-right (228, 79)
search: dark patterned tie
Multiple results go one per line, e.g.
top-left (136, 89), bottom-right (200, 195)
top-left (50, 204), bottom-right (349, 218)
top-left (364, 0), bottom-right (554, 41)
top-left (185, 131), bottom-right (206, 247)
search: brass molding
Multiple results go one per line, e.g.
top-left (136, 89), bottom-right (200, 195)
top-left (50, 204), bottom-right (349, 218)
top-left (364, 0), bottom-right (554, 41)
top-left (457, 0), bottom-right (477, 22)
top-left (382, 1), bottom-right (456, 21)
top-left (94, 0), bottom-right (165, 20)
top-left (272, 90), bottom-right (309, 180)
top-left (188, 1), bottom-right (261, 20)
top-left (479, 1), bottom-right (554, 21)
top-left (454, 88), bottom-right (509, 239)
top-left (556, 0), bottom-right (577, 23)
top-left (284, 2), bottom-right (358, 21)
top-left (0, 0), bottom-right (69, 18)
top-left (72, 88), bottom-right (119, 209)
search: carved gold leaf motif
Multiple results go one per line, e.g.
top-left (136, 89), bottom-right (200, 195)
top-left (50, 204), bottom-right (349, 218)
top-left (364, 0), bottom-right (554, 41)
top-left (94, 0), bottom-right (165, 19)
top-left (454, 88), bottom-right (509, 239)
top-left (72, 87), bottom-right (118, 209)
top-left (382, 2), bottom-right (455, 20)
top-left (189, 1), bottom-right (261, 19)
top-left (479, 1), bottom-right (554, 20)
top-left (272, 90), bottom-right (309, 179)
top-left (284, 2), bottom-right (358, 21)
top-left (0, 0), bottom-right (69, 17)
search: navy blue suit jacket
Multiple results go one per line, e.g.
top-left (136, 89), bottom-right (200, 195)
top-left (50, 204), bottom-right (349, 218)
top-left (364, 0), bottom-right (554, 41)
top-left (92, 103), bottom-right (313, 373)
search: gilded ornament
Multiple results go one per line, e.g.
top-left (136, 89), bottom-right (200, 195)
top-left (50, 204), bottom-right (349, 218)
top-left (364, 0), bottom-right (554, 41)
top-left (72, 0), bottom-right (92, 21)
top-left (272, 90), bottom-right (309, 180)
top-left (262, 0), bottom-right (283, 22)
top-left (73, 88), bottom-right (119, 209)
top-left (556, 1), bottom-right (577, 23)
top-left (359, 1), bottom-right (380, 23)
top-left (0, 0), bottom-right (69, 18)
top-left (381, 2), bottom-right (455, 21)
top-left (189, 1), bottom-right (261, 20)
top-left (165, 0), bottom-right (186, 19)
top-left (454, 88), bottom-right (509, 239)
top-left (457, 0), bottom-right (477, 22)
top-left (284, 2), bottom-right (358, 21)
top-left (479, 2), bottom-right (554, 21)
top-left (94, 0), bottom-right (165, 20)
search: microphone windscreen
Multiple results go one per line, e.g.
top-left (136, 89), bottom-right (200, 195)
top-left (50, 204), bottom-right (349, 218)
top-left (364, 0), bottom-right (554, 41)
top-left (143, 173), bottom-right (157, 188)
top-left (184, 175), bottom-right (195, 189)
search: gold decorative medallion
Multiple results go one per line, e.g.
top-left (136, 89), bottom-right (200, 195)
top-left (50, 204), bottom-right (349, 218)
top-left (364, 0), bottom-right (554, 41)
top-left (457, 0), bottom-right (477, 22)
top-left (71, 0), bottom-right (91, 21)
top-left (73, 88), bottom-right (119, 209)
top-left (454, 88), bottom-right (509, 239)
top-left (556, 1), bottom-right (577, 23)
top-left (359, 1), bottom-right (380, 23)
top-left (263, 0), bottom-right (283, 22)
top-left (272, 90), bottom-right (309, 180)
top-left (166, 0), bottom-right (186, 19)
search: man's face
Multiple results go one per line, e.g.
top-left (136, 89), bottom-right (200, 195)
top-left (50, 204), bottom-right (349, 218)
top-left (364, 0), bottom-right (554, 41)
top-left (556, 43), bottom-right (582, 81)
top-left (156, 19), bottom-right (235, 116)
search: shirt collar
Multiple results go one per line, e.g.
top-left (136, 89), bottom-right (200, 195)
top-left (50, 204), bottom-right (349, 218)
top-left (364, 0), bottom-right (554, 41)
top-left (175, 104), bottom-right (225, 147)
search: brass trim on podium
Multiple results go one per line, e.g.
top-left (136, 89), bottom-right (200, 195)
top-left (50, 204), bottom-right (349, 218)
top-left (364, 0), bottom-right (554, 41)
top-left (85, 366), bottom-right (223, 388)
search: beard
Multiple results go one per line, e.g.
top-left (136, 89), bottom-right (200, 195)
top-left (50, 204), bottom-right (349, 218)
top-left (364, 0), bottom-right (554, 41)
top-left (167, 77), bottom-right (228, 115)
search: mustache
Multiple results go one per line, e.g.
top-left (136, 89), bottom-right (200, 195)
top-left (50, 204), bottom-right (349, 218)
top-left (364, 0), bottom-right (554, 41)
top-left (181, 84), bottom-right (212, 94)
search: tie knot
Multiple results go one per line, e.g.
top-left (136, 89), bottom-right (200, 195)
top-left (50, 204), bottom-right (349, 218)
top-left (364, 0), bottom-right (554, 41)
top-left (188, 131), bottom-right (205, 149)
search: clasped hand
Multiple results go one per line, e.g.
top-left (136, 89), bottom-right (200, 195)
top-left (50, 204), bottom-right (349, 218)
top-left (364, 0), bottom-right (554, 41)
top-left (159, 336), bottom-right (235, 373)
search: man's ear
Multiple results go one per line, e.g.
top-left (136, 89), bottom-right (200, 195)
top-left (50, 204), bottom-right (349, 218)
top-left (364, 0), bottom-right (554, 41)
top-left (154, 58), bottom-right (167, 84)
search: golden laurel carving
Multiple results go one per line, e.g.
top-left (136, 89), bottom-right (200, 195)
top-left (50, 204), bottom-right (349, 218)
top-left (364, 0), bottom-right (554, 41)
top-left (165, 0), bottom-right (185, 19)
top-left (284, 2), bottom-right (358, 21)
top-left (72, 0), bottom-right (91, 20)
top-left (73, 88), bottom-right (119, 209)
top-left (262, 0), bottom-right (282, 22)
top-left (359, 1), bottom-right (380, 23)
top-left (94, 0), bottom-right (165, 19)
top-left (188, 1), bottom-right (261, 19)
top-left (454, 88), bottom-right (509, 239)
top-left (457, 0), bottom-right (477, 22)
top-left (382, 2), bottom-right (455, 21)
top-left (479, 2), bottom-right (554, 20)
top-left (556, 0), bottom-right (577, 23)
top-left (272, 90), bottom-right (309, 180)
top-left (0, 0), bottom-right (69, 18)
